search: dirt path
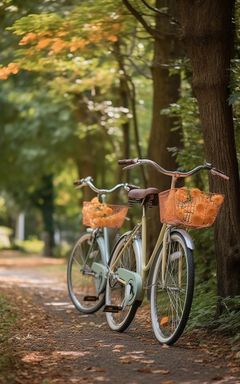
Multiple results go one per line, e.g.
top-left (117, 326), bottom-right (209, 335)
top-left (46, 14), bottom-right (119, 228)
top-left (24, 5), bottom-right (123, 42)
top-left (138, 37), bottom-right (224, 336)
top-left (0, 251), bottom-right (239, 384)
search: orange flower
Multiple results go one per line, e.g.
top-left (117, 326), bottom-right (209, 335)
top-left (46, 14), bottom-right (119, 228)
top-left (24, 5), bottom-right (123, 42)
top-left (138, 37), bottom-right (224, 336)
top-left (195, 203), bottom-right (205, 213)
top-left (91, 197), bottom-right (100, 205)
top-left (190, 188), bottom-right (202, 198)
top-left (191, 214), bottom-right (204, 226)
top-left (208, 206), bottom-right (217, 217)
top-left (175, 188), bottom-right (188, 203)
top-left (212, 194), bottom-right (224, 206)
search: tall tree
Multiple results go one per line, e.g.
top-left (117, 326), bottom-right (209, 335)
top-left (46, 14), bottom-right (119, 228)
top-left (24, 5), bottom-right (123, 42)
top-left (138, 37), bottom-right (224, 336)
top-left (178, 0), bottom-right (240, 304)
top-left (123, 0), bottom-right (182, 248)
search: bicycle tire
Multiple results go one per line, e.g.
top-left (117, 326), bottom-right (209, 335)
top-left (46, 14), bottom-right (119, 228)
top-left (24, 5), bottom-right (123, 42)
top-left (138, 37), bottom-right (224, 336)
top-left (150, 231), bottom-right (194, 345)
top-left (105, 234), bottom-right (142, 332)
top-left (67, 232), bottom-right (106, 314)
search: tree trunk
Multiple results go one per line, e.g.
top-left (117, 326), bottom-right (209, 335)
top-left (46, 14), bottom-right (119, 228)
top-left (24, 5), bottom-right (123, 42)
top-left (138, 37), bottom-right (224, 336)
top-left (114, 40), bottom-right (131, 183)
top-left (74, 136), bottom-right (97, 202)
top-left (178, 0), bottom-right (240, 300)
top-left (147, 0), bottom-right (181, 249)
top-left (38, 175), bottom-right (55, 257)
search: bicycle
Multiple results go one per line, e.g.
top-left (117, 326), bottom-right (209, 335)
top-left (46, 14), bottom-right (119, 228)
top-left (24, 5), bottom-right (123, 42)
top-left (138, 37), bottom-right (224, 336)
top-left (67, 176), bottom-right (137, 314)
top-left (104, 159), bottom-right (228, 344)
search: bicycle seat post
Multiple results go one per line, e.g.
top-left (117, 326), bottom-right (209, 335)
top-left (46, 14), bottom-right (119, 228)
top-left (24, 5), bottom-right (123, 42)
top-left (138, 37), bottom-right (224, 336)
top-left (141, 203), bottom-right (147, 279)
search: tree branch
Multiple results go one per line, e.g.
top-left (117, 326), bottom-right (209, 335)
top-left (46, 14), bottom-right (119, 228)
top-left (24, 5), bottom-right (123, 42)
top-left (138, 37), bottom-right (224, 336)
top-left (122, 0), bottom-right (159, 39)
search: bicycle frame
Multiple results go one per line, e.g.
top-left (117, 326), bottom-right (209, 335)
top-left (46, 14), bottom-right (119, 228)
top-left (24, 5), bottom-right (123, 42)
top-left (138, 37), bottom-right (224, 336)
top-left (110, 176), bottom-right (193, 299)
top-left (110, 206), bottom-right (168, 293)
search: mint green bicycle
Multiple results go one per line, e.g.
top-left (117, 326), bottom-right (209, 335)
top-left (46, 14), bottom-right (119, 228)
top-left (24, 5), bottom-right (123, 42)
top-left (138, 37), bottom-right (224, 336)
top-left (67, 176), bottom-right (137, 314)
top-left (104, 158), bottom-right (228, 344)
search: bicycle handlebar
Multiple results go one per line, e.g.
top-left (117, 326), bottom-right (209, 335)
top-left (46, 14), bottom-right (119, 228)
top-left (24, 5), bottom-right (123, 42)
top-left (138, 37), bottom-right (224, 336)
top-left (73, 176), bottom-right (140, 194)
top-left (118, 158), bottom-right (229, 180)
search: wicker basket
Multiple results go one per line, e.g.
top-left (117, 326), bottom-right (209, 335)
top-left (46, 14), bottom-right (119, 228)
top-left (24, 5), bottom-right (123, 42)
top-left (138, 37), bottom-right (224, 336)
top-left (82, 201), bottom-right (128, 229)
top-left (158, 188), bottom-right (224, 229)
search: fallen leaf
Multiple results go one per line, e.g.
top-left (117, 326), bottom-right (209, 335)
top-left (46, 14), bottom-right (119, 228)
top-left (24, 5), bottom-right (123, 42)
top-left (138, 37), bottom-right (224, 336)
top-left (137, 367), bottom-right (153, 373)
top-left (140, 359), bottom-right (155, 364)
top-left (152, 369), bottom-right (170, 374)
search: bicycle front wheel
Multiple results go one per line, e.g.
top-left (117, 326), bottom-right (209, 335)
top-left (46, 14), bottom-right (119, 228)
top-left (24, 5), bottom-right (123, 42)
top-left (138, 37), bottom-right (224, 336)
top-left (67, 232), bottom-right (105, 314)
top-left (105, 234), bottom-right (142, 332)
top-left (150, 231), bottom-right (194, 345)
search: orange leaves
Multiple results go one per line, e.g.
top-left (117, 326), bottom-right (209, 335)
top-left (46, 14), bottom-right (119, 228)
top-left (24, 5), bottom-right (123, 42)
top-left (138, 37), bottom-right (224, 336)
top-left (50, 39), bottom-right (67, 54)
top-left (106, 34), bottom-right (118, 42)
top-left (69, 39), bottom-right (87, 52)
top-left (16, 19), bottom-right (120, 57)
top-left (36, 38), bottom-right (52, 50)
top-left (0, 62), bottom-right (19, 80)
top-left (19, 32), bottom-right (38, 45)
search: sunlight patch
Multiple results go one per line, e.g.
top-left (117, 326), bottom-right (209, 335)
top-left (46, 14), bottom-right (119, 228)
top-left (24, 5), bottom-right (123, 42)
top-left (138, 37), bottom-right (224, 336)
top-left (44, 302), bottom-right (73, 307)
top-left (52, 351), bottom-right (90, 358)
top-left (22, 352), bottom-right (46, 363)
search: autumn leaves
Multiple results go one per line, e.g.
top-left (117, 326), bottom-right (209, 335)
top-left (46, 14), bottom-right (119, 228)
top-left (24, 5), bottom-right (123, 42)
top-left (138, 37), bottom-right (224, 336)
top-left (0, 20), bottom-right (121, 80)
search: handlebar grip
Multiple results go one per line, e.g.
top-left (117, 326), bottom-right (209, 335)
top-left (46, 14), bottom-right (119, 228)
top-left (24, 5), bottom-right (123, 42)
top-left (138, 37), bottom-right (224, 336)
top-left (127, 184), bottom-right (140, 190)
top-left (210, 168), bottom-right (229, 180)
top-left (73, 180), bottom-right (82, 186)
top-left (118, 158), bottom-right (138, 165)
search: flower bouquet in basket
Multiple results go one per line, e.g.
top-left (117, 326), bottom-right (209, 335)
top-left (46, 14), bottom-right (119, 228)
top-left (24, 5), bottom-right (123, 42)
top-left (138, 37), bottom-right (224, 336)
top-left (82, 197), bottom-right (128, 229)
top-left (159, 187), bottom-right (224, 229)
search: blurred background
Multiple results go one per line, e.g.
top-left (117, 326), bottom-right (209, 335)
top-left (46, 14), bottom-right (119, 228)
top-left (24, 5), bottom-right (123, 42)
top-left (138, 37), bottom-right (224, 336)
top-left (0, 0), bottom-right (239, 262)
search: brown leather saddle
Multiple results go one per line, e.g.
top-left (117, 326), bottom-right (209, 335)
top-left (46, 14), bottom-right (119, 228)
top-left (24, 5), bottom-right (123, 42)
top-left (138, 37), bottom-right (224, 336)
top-left (128, 187), bottom-right (159, 207)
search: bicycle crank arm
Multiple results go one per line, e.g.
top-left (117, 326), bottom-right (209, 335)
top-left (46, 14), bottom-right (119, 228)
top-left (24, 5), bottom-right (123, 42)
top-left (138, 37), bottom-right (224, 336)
top-left (117, 268), bottom-right (143, 305)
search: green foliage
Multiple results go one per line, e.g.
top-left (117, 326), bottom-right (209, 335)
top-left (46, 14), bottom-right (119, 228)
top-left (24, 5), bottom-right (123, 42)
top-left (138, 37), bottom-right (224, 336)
top-left (189, 268), bottom-right (240, 348)
top-left (14, 238), bottom-right (44, 254)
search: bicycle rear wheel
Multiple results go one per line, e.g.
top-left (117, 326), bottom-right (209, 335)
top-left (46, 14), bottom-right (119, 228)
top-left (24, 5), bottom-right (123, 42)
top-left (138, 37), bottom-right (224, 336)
top-left (105, 234), bottom-right (142, 332)
top-left (150, 232), bottom-right (194, 345)
top-left (67, 232), bottom-right (105, 314)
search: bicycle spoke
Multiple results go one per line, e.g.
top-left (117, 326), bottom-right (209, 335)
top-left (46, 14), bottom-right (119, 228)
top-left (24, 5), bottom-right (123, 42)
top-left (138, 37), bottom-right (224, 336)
top-left (151, 232), bottom-right (194, 344)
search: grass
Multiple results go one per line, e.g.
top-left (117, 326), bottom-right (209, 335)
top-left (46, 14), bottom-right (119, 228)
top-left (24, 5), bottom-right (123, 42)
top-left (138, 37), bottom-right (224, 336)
top-left (0, 294), bottom-right (17, 342)
top-left (0, 294), bottom-right (18, 383)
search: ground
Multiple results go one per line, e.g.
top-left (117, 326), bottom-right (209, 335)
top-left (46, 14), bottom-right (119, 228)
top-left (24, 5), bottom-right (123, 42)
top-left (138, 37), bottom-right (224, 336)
top-left (0, 251), bottom-right (239, 384)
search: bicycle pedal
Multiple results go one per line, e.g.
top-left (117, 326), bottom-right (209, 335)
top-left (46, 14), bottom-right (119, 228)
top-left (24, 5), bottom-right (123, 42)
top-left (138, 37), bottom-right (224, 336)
top-left (83, 295), bottom-right (99, 302)
top-left (103, 305), bottom-right (122, 313)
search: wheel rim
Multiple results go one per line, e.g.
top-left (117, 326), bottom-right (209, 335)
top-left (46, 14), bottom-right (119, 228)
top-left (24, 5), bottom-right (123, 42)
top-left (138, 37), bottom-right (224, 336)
top-left (152, 235), bottom-right (190, 342)
top-left (106, 239), bottom-right (137, 329)
top-left (68, 234), bottom-right (104, 311)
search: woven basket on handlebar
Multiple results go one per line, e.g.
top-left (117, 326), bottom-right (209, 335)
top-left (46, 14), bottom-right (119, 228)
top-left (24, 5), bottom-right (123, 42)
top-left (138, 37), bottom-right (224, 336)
top-left (158, 188), bottom-right (224, 229)
top-left (82, 200), bottom-right (128, 229)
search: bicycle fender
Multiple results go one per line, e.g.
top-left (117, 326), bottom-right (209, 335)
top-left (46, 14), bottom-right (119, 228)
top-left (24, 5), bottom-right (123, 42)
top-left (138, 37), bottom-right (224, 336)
top-left (108, 230), bottom-right (136, 263)
top-left (170, 228), bottom-right (195, 250)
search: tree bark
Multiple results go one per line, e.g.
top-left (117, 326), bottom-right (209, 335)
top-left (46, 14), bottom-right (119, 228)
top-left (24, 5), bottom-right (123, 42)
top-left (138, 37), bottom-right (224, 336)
top-left (147, 0), bottom-right (182, 249)
top-left (178, 0), bottom-right (240, 299)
